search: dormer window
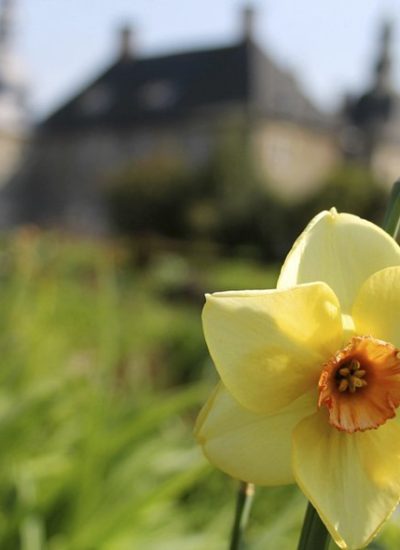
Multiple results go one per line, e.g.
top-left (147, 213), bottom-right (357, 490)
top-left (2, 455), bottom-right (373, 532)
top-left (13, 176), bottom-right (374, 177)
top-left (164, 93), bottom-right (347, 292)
top-left (79, 86), bottom-right (112, 115)
top-left (138, 80), bottom-right (179, 110)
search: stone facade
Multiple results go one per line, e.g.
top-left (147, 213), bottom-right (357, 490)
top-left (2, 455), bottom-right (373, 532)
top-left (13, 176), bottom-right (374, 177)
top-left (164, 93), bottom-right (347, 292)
top-left (0, 0), bottom-right (29, 191)
top-left (0, 130), bottom-right (25, 184)
top-left (254, 120), bottom-right (339, 200)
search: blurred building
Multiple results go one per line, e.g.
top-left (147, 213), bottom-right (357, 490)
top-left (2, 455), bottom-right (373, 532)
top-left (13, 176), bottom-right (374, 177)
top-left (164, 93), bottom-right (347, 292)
top-left (7, 7), bottom-right (339, 233)
top-left (2, 7), bottom-right (399, 233)
top-left (0, 0), bottom-right (28, 188)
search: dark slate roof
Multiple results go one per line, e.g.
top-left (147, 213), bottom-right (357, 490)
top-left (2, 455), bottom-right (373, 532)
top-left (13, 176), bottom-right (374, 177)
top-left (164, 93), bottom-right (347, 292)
top-left (249, 40), bottom-right (328, 127)
top-left (42, 38), bottom-right (329, 131)
top-left (345, 86), bottom-right (400, 145)
top-left (346, 89), bottom-right (392, 129)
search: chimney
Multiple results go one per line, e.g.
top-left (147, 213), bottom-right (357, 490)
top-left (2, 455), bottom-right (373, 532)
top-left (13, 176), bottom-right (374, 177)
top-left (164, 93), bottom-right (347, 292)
top-left (118, 24), bottom-right (134, 61)
top-left (374, 20), bottom-right (393, 92)
top-left (242, 5), bottom-right (255, 41)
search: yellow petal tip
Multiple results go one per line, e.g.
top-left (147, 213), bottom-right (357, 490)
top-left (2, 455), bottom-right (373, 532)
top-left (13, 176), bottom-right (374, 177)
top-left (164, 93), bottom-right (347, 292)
top-left (329, 206), bottom-right (339, 217)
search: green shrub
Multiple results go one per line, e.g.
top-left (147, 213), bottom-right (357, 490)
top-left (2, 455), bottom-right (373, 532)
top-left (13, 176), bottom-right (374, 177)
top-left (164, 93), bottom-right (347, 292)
top-left (265, 163), bottom-right (389, 261)
top-left (106, 140), bottom-right (389, 266)
top-left (107, 155), bottom-right (193, 238)
top-left (305, 162), bottom-right (387, 221)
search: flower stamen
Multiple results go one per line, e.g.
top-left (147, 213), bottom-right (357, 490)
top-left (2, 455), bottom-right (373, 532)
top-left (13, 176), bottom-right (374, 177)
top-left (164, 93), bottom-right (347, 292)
top-left (336, 358), bottom-right (368, 393)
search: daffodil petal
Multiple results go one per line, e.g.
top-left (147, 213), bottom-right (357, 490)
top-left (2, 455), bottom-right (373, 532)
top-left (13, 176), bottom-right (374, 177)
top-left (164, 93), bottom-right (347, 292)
top-left (195, 383), bottom-right (316, 485)
top-left (352, 266), bottom-right (400, 348)
top-left (202, 282), bottom-right (342, 414)
top-left (278, 210), bottom-right (400, 314)
top-left (293, 412), bottom-right (400, 550)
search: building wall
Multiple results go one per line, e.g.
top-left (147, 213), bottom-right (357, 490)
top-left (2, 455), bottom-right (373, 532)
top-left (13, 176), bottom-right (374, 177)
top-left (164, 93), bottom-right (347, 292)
top-left (13, 121), bottom-right (214, 233)
top-left (372, 142), bottom-right (400, 189)
top-left (254, 120), bottom-right (339, 200)
top-left (0, 130), bottom-right (27, 186)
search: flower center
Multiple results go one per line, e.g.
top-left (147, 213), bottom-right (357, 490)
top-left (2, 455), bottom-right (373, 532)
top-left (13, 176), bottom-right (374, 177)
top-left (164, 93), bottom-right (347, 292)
top-left (318, 336), bottom-right (400, 433)
top-left (335, 358), bottom-right (367, 393)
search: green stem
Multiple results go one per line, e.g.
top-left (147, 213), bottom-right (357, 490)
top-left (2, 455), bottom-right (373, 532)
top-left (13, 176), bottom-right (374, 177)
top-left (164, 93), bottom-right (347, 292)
top-left (229, 481), bottom-right (255, 550)
top-left (382, 179), bottom-right (400, 238)
top-left (297, 502), bottom-right (331, 550)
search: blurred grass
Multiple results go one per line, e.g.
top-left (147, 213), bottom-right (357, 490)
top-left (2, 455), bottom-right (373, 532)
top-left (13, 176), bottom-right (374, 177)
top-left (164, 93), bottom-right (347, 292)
top-left (0, 229), bottom-right (394, 549)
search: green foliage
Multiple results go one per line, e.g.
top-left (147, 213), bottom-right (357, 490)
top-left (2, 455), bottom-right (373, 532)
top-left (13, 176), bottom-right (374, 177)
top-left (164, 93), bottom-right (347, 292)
top-left (0, 232), bottom-right (302, 549)
top-left (107, 155), bottom-right (192, 238)
top-left (304, 162), bottom-right (387, 222)
top-left (106, 131), bottom-right (389, 267)
top-left (0, 231), bottom-right (210, 548)
top-left (187, 128), bottom-right (281, 256)
top-left (261, 163), bottom-right (390, 260)
top-left (105, 128), bottom-right (282, 259)
top-left (188, 129), bottom-right (259, 241)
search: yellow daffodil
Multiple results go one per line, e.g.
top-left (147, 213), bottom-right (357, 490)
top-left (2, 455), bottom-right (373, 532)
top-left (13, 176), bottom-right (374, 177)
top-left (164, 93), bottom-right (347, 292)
top-left (195, 209), bottom-right (400, 550)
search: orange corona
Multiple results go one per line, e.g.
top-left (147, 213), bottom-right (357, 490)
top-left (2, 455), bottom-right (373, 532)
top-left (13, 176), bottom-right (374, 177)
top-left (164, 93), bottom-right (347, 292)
top-left (318, 336), bottom-right (400, 433)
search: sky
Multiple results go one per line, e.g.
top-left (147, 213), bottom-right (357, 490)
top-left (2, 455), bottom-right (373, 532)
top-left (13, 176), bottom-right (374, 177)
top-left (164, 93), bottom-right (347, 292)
top-left (13, 0), bottom-right (400, 119)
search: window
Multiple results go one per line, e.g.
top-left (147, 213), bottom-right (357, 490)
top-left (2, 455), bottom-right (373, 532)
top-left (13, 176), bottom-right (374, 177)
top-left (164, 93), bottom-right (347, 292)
top-left (138, 80), bottom-right (179, 110)
top-left (79, 86), bottom-right (112, 115)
